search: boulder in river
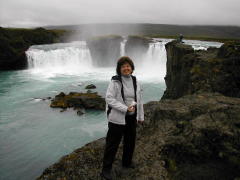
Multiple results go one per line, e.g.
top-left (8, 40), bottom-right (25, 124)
top-left (85, 84), bottom-right (96, 89)
top-left (50, 91), bottom-right (105, 110)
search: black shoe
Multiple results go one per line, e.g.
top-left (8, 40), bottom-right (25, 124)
top-left (100, 170), bottom-right (112, 180)
top-left (122, 162), bottom-right (136, 169)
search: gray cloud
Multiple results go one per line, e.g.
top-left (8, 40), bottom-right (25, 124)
top-left (0, 0), bottom-right (240, 27)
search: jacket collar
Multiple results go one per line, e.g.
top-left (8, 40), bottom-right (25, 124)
top-left (111, 74), bottom-right (135, 81)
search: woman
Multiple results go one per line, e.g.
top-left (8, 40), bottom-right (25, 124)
top-left (101, 56), bottom-right (144, 180)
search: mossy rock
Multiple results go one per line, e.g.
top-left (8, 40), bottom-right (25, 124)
top-left (50, 91), bottom-right (105, 110)
top-left (218, 41), bottom-right (240, 58)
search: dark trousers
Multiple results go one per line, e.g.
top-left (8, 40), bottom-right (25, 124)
top-left (102, 113), bottom-right (137, 172)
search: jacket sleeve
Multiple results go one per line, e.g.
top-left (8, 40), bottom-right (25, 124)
top-left (105, 80), bottom-right (128, 113)
top-left (137, 82), bottom-right (144, 121)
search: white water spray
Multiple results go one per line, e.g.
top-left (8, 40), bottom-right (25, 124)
top-left (120, 38), bottom-right (127, 56)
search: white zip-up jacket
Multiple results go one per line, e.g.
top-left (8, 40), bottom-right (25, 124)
top-left (105, 75), bottom-right (144, 125)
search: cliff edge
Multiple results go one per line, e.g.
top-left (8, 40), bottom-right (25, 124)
top-left (162, 40), bottom-right (240, 99)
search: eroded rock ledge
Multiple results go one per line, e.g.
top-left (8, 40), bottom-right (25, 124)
top-left (86, 35), bottom-right (123, 67)
top-left (37, 92), bottom-right (240, 180)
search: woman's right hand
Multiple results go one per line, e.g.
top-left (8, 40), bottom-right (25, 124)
top-left (127, 105), bottom-right (135, 112)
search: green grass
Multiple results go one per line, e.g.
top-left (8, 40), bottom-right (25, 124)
top-left (142, 34), bottom-right (240, 43)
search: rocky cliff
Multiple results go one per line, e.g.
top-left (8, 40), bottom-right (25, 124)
top-left (125, 35), bottom-right (151, 63)
top-left (37, 40), bottom-right (240, 180)
top-left (162, 40), bottom-right (240, 99)
top-left (86, 35), bottom-right (123, 67)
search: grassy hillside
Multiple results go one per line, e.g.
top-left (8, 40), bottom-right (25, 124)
top-left (45, 23), bottom-right (240, 42)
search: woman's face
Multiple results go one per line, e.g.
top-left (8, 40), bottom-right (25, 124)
top-left (120, 63), bottom-right (132, 76)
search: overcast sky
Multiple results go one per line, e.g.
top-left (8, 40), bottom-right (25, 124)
top-left (0, 0), bottom-right (240, 27)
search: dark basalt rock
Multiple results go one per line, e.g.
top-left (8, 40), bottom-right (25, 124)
top-left (50, 91), bottom-right (105, 110)
top-left (154, 93), bottom-right (240, 180)
top-left (161, 40), bottom-right (194, 99)
top-left (86, 35), bottom-right (123, 67)
top-left (85, 84), bottom-right (96, 89)
top-left (217, 40), bottom-right (240, 58)
top-left (37, 92), bottom-right (240, 180)
top-left (162, 40), bottom-right (240, 99)
top-left (76, 109), bottom-right (85, 115)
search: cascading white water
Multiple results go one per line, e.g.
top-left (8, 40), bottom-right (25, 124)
top-left (120, 38), bottom-right (127, 56)
top-left (26, 41), bottom-right (93, 77)
top-left (120, 39), bottom-right (168, 81)
top-left (136, 42), bottom-right (167, 81)
top-left (26, 39), bottom-right (168, 81)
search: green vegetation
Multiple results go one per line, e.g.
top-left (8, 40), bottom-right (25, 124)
top-left (190, 65), bottom-right (203, 75)
top-left (167, 159), bottom-right (178, 172)
top-left (218, 40), bottom-right (240, 57)
top-left (142, 34), bottom-right (240, 43)
top-left (0, 27), bottom-right (67, 70)
top-left (46, 23), bottom-right (240, 42)
top-left (0, 27), bottom-right (66, 46)
top-left (128, 34), bottom-right (152, 40)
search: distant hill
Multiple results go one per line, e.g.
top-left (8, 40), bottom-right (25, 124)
top-left (44, 23), bottom-right (240, 41)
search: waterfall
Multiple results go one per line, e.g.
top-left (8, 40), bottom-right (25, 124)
top-left (135, 41), bottom-right (167, 81)
top-left (120, 38), bottom-right (127, 56)
top-left (26, 39), bottom-right (168, 81)
top-left (145, 42), bottom-right (167, 66)
top-left (26, 41), bottom-right (93, 75)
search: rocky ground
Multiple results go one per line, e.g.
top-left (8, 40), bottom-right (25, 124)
top-left (37, 92), bottom-right (240, 180)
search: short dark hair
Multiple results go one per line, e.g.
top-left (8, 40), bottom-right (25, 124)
top-left (116, 56), bottom-right (135, 76)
